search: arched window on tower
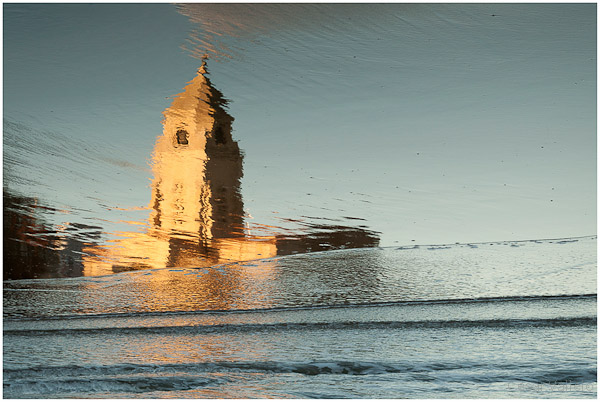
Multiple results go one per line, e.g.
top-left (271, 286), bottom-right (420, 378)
top-left (175, 129), bottom-right (189, 145)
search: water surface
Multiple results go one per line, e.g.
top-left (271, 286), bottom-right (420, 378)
top-left (3, 3), bottom-right (597, 399)
top-left (4, 3), bottom-right (596, 277)
top-left (3, 238), bottom-right (597, 398)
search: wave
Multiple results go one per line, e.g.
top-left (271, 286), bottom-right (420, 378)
top-left (6, 360), bottom-right (597, 380)
top-left (5, 293), bottom-right (596, 322)
top-left (3, 375), bottom-right (224, 397)
top-left (4, 316), bottom-right (596, 338)
top-left (4, 360), bottom-right (596, 398)
top-left (393, 234), bottom-right (596, 250)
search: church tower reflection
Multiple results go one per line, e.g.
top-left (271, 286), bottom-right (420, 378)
top-left (82, 63), bottom-right (378, 276)
top-left (83, 63), bottom-right (277, 275)
top-left (147, 61), bottom-right (271, 268)
top-left (151, 62), bottom-right (243, 242)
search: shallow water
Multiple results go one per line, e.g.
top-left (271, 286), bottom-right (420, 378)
top-left (3, 303), bottom-right (597, 398)
top-left (3, 3), bottom-right (597, 399)
top-left (4, 238), bottom-right (597, 398)
top-left (4, 236), bottom-right (597, 317)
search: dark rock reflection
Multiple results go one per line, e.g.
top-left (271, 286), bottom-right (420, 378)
top-left (5, 62), bottom-right (379, 279)
top-left (3, 190), bottom-right (102, 280)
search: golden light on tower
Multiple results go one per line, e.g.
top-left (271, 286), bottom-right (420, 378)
top-left (82, 63), bottom-right (276, 276)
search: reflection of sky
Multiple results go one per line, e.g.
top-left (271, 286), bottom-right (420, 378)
top-left (197, 3), bottom-right (596, 245)
top-left (4, 4), bottom-right (199, 234)
top-left (4, 3), bottom-right (596, 247)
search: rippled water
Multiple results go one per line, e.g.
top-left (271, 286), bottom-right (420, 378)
top-left (4, 300), bottom-right (597, 398)
top-left (4, 236), bottom-right (597, 317)
top-left (3, 3), bottom-right (597, 399)
top-left (4, 237), bottom-right (597, 398)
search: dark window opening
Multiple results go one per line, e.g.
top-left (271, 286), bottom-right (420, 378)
top-left (176, 129), bottom-right (189, 145)
top-left (214, 125), bottom-right (227, 145)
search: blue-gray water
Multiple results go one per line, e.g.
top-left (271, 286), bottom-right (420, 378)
top-left (4, 237), bottom-right (597, 398)
top-left (3, 3), bottom-right (597, 399)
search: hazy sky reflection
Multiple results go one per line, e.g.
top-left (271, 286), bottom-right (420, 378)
top-left (3, 4), bottom-right (596, 273)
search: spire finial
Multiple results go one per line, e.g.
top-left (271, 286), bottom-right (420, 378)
top-left (198, 54), bottom-right (209, 75)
